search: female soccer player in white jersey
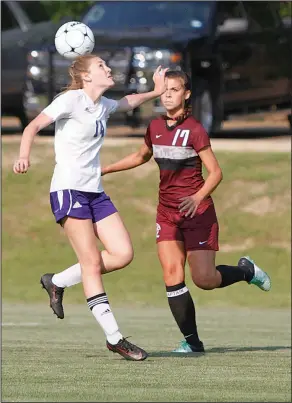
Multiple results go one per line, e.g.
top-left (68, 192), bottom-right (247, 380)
top-left (13, 54), bottom-right (168, 361)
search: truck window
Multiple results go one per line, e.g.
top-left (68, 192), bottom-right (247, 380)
top-left (217, 1), bottom-right (246, 21)
top-left (1, 2), bottom-right (20, 30)
top-left (244, 2), bottom-right (280, 31)
top-left (17, 1), bottom-right (50, 23)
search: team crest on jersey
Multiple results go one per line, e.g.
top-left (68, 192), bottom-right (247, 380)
top-left (156, 223), bottom-right (161, 239)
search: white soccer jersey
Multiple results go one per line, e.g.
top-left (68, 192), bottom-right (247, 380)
top-left (43, 89), bottom-right (118, 193)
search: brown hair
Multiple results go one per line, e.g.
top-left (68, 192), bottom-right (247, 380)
top-left (63, 54), bottom-right (99, 92)
top-left (161, 70), bottom-right (192, 123)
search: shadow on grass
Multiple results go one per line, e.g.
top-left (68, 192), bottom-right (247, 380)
top-left (85, 346), bottom-right (291, 360)
top-left (149, 345), bottom-right (291, 358)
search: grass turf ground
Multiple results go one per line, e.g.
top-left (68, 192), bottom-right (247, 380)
top-left (2, 304), bottom-right (291, 402)
top-left (2, 141), bottom-right (291, 401)
top-left (2, 142), bottom-right (291, 307)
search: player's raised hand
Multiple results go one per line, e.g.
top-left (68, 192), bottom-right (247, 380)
top-left (153, 66), bottom-right (169, 96)
top-left (13, 158), bottom-right (30, 174)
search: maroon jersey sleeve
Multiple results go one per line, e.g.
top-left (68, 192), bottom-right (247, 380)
top-left (191, 123), bottom-right (211, 153)
top-left (144, 124), bottom-right (153, 149)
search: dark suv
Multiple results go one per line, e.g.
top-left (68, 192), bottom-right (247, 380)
top-left (25, 1), bottom-right (292, 133)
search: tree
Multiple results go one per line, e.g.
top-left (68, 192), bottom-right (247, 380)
top-left (41, 1), bottom-right (94, 22)
top-left (279, 1), bottom-right (292, 18)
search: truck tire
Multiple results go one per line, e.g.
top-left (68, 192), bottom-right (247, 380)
top-left (191, 79), bottom-right (223, 135)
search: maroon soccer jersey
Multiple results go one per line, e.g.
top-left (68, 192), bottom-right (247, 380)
top-left (145, 116), bottom-right (213, 213)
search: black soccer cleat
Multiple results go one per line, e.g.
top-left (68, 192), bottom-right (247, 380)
top-left (189, 340), bottom-right (205, 353)
top-left (40, 273), bottom-right (64, 319)
top-left (106, 338), bottom-right (148, 361)
top-left (173, 340), bottom-right (205, 353)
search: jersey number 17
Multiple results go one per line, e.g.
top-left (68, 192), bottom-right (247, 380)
top-left (172, 129), bottom-right (190, 147)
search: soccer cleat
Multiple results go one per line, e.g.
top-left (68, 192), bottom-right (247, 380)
top-left (173, 340), bottom-right (205, 353)
top-left (106, 338), bottom-right (148, 361)
top-left (40, 273), bottom-right (65, 319)
top-left (238, 256), bottom-right (271, 291)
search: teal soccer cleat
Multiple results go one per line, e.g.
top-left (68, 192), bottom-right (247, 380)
top-left (173, 340), bottom-right (205, 353)
top-left (238, 256), bottom-right (271, 291)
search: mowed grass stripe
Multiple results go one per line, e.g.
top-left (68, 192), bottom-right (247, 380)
top-left (2, 305), bottom-right (291, 402)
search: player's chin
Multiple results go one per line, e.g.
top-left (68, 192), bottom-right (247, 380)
top-left (163, 104), bottom-right (176, 112)
top-left (107, 77), bottom-right (115, 87)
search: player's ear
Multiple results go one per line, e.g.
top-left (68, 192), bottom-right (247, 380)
top-left (185, 90), bottom-right (191, 101)
top-left (82, 72), bottom-right (92, 82)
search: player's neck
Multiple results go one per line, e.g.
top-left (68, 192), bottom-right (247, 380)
top-left (166, 107), bottom-right (184, 122)
top-left (83, 86), bottom-right (106, 104)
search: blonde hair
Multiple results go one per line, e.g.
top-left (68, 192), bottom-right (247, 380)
top-left (63, 54), bottom-right (99, 92)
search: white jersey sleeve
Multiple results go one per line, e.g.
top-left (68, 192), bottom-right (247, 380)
top-left (42, 91), bottom-right (76, 122)
top-left (101, 97), bottom-right (119, 120)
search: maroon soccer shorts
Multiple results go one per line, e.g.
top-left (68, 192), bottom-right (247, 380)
top-left (156, 203), bottom-right (219, 251)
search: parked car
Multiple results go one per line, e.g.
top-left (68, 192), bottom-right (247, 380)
top-left (19, 1), bottom-right (292, 132)
top-left (1, 0), bottom-right (60, 127)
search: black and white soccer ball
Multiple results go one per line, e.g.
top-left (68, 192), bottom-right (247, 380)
top-left (55, 21), bottom-right (95, 60)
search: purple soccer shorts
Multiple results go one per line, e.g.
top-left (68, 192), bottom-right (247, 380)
top-left (50, 190), bottom-right (117, 224)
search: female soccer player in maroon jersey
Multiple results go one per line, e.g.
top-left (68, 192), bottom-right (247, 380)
top-left (101, 70), bottom-right (271, 353)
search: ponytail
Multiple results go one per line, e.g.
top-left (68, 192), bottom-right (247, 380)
top-left (61, 54), bottom-right (98, 94)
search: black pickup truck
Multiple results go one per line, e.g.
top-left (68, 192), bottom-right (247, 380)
top-left (7, 1), bottom-right (292, 133)
top-left (1, 1), bottom-right (59, 127)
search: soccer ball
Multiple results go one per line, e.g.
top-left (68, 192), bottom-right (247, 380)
top-left (55, 21), bottom-right (95, 60)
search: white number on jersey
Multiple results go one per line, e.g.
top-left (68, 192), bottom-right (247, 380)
top-left (94, 121), bottom-right (105, 138)
top-left (172, 129), bottom-right (190, 147)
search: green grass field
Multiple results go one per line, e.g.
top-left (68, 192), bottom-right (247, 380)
top-left (2, 140), bottom-right (291, 401)
top-left (2, 305), bottom-right (291, 402)
top-left (2, 141), bottom-right (291, 307)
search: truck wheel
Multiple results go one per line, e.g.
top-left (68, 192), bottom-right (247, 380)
top-left (288, 113), bottom-right (292, 129)
top-left (191, 80), bottom-right (223, 135)
top-left (18, 111), bottom-right (28, 130)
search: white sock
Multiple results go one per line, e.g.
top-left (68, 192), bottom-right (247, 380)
top-left (87, 294), bottom-right (123, 345)
top-left (52, 263), bottom-right (81, 288)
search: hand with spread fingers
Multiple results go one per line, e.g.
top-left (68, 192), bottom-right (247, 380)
top-left (179, 193), bottom-right (203, 218)
top-left (152, 66), bottom-right (169, 96)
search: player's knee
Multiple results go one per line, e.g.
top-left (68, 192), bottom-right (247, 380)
top-left (163, 264), bottom-right (184, 286)
top-left (117, 246), bottom-right (134, 268)
top-left (82, 259), bottom-right (102, 276)
top-left (192, 273), bottom-right (217, 290)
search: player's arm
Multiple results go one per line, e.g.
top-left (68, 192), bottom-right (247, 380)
top-left (102, 143), bottom-right (153, 176)
top-left (13, 113), bottom-right (54, 174)
top-left (116, 66), bottom-right (168, 112)
top-left (13, 91), bottom-right (74, 174)
top-left (196, 146), bottom-right (223, 200)
top-left (179, 146), bottom-right (222, 217)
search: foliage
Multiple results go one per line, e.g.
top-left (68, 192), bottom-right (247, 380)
top-left (279, 1), bottom-right (292, 18)
top-left (41, 1), bottom-right (94, 22)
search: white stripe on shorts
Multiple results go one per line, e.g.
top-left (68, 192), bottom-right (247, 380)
top-left (167, 286), bottom-right (189, 298)
top-left (57, 190), bottom-right (63, 210)
top-left (66, 190), bottom-right (73, 215)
